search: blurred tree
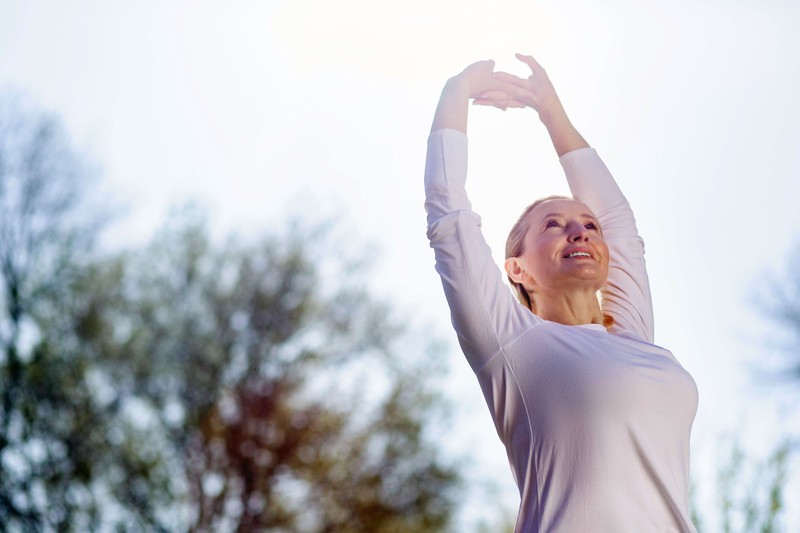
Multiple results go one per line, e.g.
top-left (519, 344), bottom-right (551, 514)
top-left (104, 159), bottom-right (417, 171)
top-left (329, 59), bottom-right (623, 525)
top-left (764, 248), bottom-right (800, 382)
top-left (91, 212), bottom-right (459, 532)
top-left (0, 94), bottom-right (460, 532)
top-left (0, 93), bottom-right (112, 532)
top-left (688, 248), bottom-right (800, 533)
top-left (697, 440), bottom-right (791, 533)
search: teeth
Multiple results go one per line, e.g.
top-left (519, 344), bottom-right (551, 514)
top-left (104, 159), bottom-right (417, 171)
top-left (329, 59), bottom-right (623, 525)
top-left (568, 252), bottom-right (591, 258)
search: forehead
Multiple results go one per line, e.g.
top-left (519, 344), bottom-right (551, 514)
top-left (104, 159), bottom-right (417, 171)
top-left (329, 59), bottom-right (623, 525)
top-left (528, 198), bottom-right (596, 221)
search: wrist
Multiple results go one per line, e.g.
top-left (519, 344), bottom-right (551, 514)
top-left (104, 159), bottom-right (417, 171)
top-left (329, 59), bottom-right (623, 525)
top-left (536, 97), bottom-right (567, 127)
top-left (431, 76), bottom-right (471, 133)
top-left (443, 75), bottom-right (471, 99)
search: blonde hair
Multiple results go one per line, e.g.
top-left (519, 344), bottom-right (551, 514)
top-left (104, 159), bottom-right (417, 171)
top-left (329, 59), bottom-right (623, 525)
top-left (505, 195), bottom-right (614, 328)
top-left (505, 195), bottom-right (570, 312)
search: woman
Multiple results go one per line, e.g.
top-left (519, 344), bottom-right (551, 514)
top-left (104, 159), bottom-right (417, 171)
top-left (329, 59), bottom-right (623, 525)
top-left (424, 55), bottom-right (698, 532)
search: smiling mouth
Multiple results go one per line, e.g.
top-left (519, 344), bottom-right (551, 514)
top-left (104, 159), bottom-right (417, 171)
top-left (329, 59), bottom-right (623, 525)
top-left (565, 252), bottom-right (592, 259)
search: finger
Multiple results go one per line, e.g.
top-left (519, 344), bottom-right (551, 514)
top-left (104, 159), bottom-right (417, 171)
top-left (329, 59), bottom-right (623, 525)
top-left (488, 78), bottom-right (533, 98)
top-left (481, 89), bottom-right (529, 108)
top-left (515, 52), bottom-right (544, 73)
top-left (472, 99), bottom-right (507, 112)
top-left (472, 98), bottom-right (494, 106)
top-left (477, 89), bottom-right (510, 101)
top-left (492, 71), bottom-right (527, 87)
top-left (467, 58), bottom-right (495, 69)
top-left (473, 98), bottom-right (506, 107)
top-left (503, 99), bottom-right (527, 108)
top-left (486, 81), bottom-right (535, 105)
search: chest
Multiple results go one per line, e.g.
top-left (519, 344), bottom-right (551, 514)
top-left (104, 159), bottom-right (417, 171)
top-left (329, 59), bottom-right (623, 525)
top-left (501, 325), bottom-right (698, 432)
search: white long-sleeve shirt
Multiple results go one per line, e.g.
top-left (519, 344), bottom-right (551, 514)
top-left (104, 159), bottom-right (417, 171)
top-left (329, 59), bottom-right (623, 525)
top-left (425, 129), bottom-right (698, 533)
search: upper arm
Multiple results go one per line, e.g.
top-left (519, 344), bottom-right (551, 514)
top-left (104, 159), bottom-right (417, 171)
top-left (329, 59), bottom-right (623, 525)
top-left (602, 234), bottom-right (655, 343)
top-left (560, 148), bottom-right (655, 343)
top-left (425, 130), bottom-right (538, 371)
top-left (428, 210), bottom-right (536, 371)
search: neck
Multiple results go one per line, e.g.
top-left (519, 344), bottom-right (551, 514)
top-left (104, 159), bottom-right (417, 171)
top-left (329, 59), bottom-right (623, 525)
top-left (531, 288), bottom-right (604, 326)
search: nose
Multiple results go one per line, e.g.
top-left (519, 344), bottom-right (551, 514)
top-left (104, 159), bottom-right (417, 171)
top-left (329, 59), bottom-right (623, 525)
top-left (567, 221), bottom-right (589, 242)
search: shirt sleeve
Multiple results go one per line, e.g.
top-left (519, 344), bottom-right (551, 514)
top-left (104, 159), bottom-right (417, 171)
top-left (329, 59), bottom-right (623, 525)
top-left (560, 148), bottom-right (655, 343)
top-left (425, 129), bottom-right (538, 372)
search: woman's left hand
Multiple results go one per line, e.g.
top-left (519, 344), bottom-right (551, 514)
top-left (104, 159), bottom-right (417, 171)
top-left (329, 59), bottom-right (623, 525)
top-left (473, 53), bottom-right (561, 116)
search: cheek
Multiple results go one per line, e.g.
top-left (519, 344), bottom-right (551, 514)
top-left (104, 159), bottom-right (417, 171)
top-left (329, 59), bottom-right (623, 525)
top-left (599, 243), bottom-right (611, 272)
top-left (600, 242), bottom-right (610, 262)
top-left (523, 238), bottom-right (559, 277)
top-left (524, 241), bottom-right (546, 265)
top-left (527, 234), bottom-right (559, 257)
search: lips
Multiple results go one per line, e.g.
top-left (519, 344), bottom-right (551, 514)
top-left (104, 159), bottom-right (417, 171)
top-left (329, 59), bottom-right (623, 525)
top-left (563, 247), bottom-right (594, 259)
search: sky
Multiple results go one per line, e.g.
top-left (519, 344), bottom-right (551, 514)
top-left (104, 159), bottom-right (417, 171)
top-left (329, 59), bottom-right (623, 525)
top-left (1, 0), bottom-right (799, 529)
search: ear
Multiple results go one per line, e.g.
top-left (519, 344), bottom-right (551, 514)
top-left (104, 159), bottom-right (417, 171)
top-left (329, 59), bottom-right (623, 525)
top-left (504, 257), bottom-right (529, 285)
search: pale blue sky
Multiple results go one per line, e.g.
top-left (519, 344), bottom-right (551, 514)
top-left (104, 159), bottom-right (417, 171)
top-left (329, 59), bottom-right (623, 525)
top-left (2, 0), bottom-right (799, 529)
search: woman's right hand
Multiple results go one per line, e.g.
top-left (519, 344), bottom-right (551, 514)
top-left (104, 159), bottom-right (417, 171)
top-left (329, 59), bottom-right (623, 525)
top-left (431, 59), bottom-right (525, 132)
top-left (450, 59), bottom-right (526, 111)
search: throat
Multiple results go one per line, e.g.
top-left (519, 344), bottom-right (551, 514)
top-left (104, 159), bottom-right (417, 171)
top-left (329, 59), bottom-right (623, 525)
top-left (531, 291), bottom-right (604, 326)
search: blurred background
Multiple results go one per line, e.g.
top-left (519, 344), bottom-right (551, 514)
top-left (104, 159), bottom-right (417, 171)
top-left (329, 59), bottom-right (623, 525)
top-left (1, 0), bottom-right (799, 531)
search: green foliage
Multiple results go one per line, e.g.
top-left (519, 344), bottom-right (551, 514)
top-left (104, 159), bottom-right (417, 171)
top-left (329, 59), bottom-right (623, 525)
top-left (0, 96), bottom-right (460, 532)
top-left (694, 439), bottom-right (793, 533)
top-left (0, 93), bottom-right (108, 532)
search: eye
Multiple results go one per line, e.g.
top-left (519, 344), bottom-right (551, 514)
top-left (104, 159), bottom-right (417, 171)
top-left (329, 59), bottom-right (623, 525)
top-left (585, 221), bottom-right (599, 231)
top-left (545, 219), bottom-right (561, 229)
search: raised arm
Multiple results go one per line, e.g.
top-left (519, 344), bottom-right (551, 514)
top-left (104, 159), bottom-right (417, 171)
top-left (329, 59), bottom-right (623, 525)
top-left (479, 53), bottom-right (589, 157)
top-left (426, 59), bottom-right (535, 227)
top-left (485, 54), bottom-right (655, 341)
top-left (425, 62), bottom-right (538, 372)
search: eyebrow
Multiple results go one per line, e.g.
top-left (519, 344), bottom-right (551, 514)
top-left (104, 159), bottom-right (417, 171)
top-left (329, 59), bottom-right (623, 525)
top-left (541, 212), bottom-right (599, 222)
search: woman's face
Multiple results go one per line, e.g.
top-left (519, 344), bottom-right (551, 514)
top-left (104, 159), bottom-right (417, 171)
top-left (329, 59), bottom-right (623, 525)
top-left (512, 199), bottom-right (609, 295)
